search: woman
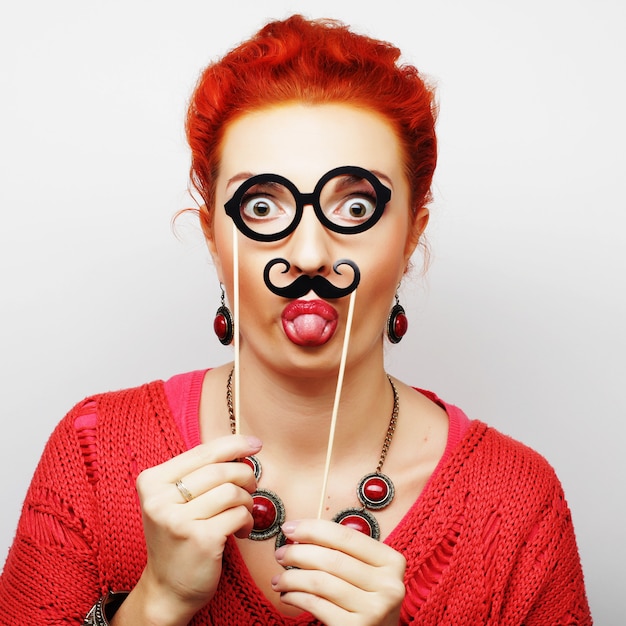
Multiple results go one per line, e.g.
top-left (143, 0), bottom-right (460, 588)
top-left (0, 15), bottom-right (591, 626)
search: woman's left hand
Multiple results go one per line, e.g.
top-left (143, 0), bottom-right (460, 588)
top-left (270, 519), bottom-right (406, 626)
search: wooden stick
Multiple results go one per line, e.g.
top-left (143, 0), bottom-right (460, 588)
top-left (317, 289), bottom-right (357, 519)
top-left (232, 223), bottom-right (240, 435)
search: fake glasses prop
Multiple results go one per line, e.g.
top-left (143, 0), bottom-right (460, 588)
top-left (224, 166), bottom-right (391, 242)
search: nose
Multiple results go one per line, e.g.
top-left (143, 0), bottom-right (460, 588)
top-left (286, 204), bottom-right (332, 277)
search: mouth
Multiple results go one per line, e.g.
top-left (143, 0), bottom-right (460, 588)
top-left (281, 299), bottom-right (339, 346)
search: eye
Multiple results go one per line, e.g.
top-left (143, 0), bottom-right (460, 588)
top-left (320, 173), bottom-right (381, 228)
top-left (241, 196), bottom-right (278, 220)
top-left (334, 193), bottom-right (377, 222)
top-left (240, 193), bottom-right (282, 221)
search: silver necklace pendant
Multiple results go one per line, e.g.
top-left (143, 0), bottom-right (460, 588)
top-left (332, 508), bottom-right (381, 540)
top-left (243, 455), bottom-right (262, 480)
top-left (357, 472), bottom-right (395, 509)
top-left (249, 488), bottom-right (285, 541)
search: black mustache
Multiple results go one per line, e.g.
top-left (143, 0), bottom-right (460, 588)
top-left (263, 258), bottom-right (361, 299)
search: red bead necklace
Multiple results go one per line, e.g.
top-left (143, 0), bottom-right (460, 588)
top-left (227, 369), bottom-right (398, 545)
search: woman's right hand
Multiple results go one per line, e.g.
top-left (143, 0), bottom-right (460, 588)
top-left (112, 435), bottom-right (261, 626)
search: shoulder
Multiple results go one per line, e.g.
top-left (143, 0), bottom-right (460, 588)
top-left (415, 388), bottom-right (560, 491)
top-left (407, 415), bottom-right (574, 559)
top-left (443, 419), bottom-right (567, 518)
top-left (56, 376), bottom-right (170, 432)
top-left (20, 378), bottom-right (174, 529)
top-left (470, 421), bottom-right (558, 480)
top-left (416, 387), bottom-right (561, 491)
top-left (44, 376), bottom-right (188, 479)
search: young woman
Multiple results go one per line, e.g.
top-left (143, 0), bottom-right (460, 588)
top-left (0, 15), bottom-right (591, 626)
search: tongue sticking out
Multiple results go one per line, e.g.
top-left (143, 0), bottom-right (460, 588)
top-left (281, 300), bottom-right (339, 346)
top-left (292, 314), bottom-right (329, 342)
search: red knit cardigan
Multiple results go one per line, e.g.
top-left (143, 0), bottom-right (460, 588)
top-left (0, 380), bottom-right (591, 625)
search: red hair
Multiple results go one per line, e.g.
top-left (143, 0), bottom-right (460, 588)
top-left (186, 15), bottom-right (437, 240)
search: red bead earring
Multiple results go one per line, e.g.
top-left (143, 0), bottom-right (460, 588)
top-left (214, 284), bottom-right (234, 345)
top-left (387, 294), bottom-right (408, 343)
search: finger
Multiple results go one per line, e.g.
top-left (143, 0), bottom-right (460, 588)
top-left (274, 568), bottom-right (362, 613)
top-left (139, 435), bottom-right (262, 486)
top-left (196, 481), bottom-right (256, 538)
top-left (274, 562), bottom-right (405, 626)
top-left (281, 519), bottom-right (405, 570)
top-left (276, 540), bottom-right (405, 597)
top-left (168, 503), bottom-right (254, 553)
top-left (279, 589), bottom-right (353, 623)
top-left (275, 542), bottom-right (375, 592)
top-left (144, 483), bottom-right (254, 542)
top-left (185, 482), bottom-right (254, 522)
top-left (212, 503), bottom-right (255, 540)
top-left (278, 586), bottom-right (402, 626)
top-left (172, 460), bottom-right (257, 504)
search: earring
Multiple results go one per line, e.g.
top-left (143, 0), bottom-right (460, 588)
top-left (213, 284), bottom-right (234, 345)
top-left (387, 294), bottom-right (408, 343)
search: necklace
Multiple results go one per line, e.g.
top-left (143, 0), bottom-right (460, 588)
top-left (227, 369), bottom-right (399, 545)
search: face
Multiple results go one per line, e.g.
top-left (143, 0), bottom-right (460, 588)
top-left (209, 103), bottom-right (427, 375)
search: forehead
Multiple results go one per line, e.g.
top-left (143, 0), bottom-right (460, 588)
top-left (217, 103), bottom-right (404, 190)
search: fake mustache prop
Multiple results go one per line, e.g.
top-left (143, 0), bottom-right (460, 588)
top-left (263, 258), bottom-right (361, 299)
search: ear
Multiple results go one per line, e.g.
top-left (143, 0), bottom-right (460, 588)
top-left (404, 206), bottom-right (430, 264)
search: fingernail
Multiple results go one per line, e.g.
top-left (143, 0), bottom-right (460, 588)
top-left (274, 546), bottom-right (286, 562)
top-left (246, 436), bottom-right (262, 450)
top-left (281, 520), bottom-right (299, 535)
top-left (270, 575), bottom-right (280, 587)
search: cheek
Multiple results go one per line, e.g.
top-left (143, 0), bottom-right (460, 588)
top-left (212, 220), bottom-right (260, 294)
top-left (365, 266), bottom-right (401, 311)
top-left (354, 256), bottom-right (405, 329)
top-left (361, 223), bottom-right (409, 286)
top-left (229, 250), bottom-right (275, 313)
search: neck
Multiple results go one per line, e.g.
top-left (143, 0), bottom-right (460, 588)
top-left (231, 352), bottom-right (395, 467)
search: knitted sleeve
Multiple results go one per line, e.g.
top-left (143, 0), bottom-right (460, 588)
top-left (482, 429), bottom-right (591, 624)
top-left (503, 469), bottom-right (592, 625)
top-left (0, 399), bottom-right (101, 624)
top-left (395, 423), bottom-right (591, 625)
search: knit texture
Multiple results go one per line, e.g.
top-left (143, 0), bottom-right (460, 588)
top-left (0, 379), bottom-right (591, 625)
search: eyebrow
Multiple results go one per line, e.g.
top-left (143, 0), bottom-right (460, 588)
top-left (370, 170), bottom-right (393, 190)
top-left (226, 172), bottom-right (257, 189)
top-left (226, 168), bottom-right (394, 191)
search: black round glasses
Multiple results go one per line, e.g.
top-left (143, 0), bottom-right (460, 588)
top-left (224, 165), bottom-right (392, 242)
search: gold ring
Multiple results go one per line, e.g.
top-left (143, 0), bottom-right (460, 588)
top-left (175, 479), bottom-right (194, 502)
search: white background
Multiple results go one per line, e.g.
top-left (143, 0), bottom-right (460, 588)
top-left (1, 1), bottom-right (624, 622)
